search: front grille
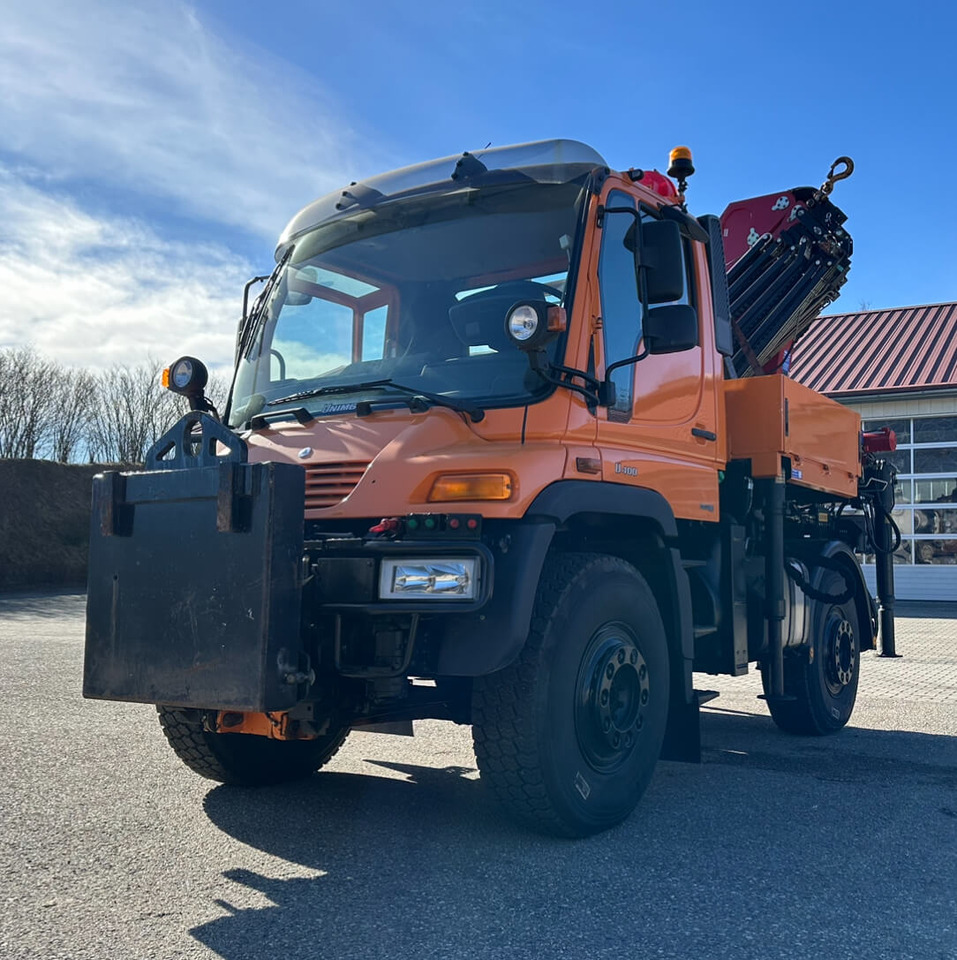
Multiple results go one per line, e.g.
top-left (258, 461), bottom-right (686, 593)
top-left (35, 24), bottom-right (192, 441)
top-left (303, 461), bottom-right (371, 510)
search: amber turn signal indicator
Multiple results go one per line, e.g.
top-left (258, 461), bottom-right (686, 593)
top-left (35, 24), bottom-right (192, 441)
top-left (161, 367), bottom-right (171, 388)
top-left (428, 473), bottom-right (513, 502)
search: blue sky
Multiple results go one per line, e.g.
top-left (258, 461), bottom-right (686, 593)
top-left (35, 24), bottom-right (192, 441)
top-left (1, 0), bottom-right (954, 370)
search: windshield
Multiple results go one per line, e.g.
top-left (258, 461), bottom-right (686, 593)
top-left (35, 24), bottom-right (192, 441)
top-left (228, 180), bottom-right (586, 427)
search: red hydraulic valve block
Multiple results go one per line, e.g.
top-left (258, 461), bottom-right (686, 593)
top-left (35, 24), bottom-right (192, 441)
top-left (862, 427), bottom-right (897, 454)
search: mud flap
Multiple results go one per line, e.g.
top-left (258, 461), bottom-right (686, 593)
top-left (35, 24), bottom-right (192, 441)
top-left (83, 459), bottom-right (305, 712)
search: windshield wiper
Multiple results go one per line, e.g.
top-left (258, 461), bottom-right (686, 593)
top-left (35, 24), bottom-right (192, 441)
top-left (378, 381), bottom-right (485, 422)
top-left (248, 407), bottom-right (316, 430)
top-left (267, 378), bottom-right (485, 423)
top-left (267, 379), bottom-right (395, 406)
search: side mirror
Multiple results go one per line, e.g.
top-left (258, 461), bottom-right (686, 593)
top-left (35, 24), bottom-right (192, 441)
top-left (638, 219), bottom-right (685, 304)
top-left (643, 304), bottom-right (699, 354)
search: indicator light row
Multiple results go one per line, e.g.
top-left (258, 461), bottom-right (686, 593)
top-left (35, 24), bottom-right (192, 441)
top-left (368, 514), bottom-right (482, 539)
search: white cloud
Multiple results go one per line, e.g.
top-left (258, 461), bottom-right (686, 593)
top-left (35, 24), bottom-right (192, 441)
top-left (0, 1), bottom-right (390, 370)
top-left (0, 0), bottom-right (374, 238)
top-left (0, 168), bottom-right (249, 369)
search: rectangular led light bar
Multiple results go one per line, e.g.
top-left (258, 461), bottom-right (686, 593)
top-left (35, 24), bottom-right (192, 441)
top-left (378, 558), bottom-right (478, 600)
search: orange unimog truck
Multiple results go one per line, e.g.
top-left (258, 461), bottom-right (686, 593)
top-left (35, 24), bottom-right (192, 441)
top-left (84, 141), bottom-right (899, 837)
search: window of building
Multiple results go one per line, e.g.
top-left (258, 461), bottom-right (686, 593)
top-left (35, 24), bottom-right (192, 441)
top-left (862, 415), bottom-right (957, 565)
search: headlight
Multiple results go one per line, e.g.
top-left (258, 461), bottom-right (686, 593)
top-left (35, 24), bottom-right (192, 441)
top-left (162, 355), bottom-right (208, 398)
top-left (379, 558), bottom-right (478, 600)
top-left (507, 304), bottom-right (540, 342)
top-left (504, 301), bottom-right (566, 351)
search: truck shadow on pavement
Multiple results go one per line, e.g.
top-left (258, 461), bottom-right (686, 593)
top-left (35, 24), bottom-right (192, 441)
top-left (192, 713), bottom-right (957, 960)
top-left (701, 709), bottom-right (957, 788)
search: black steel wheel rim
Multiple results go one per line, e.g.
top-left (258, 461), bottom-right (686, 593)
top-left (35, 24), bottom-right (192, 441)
top-left (824, 611), bottom-right (856, 695)
top-left (575, 622), bottom-right (649, 773)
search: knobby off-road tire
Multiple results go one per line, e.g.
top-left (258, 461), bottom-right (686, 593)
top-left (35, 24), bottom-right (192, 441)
top-left (762, 568), bottom-right (861, 735)
top-left (472, 553), bottom-right (670, 838)
top-left (157, 707), bottom-right (349, 786)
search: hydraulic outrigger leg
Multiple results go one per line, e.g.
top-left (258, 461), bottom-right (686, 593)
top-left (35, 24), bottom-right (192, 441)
top-left (871, 459), bottom-right (899, 658)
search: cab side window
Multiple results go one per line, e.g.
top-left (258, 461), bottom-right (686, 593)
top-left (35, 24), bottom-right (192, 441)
top-left (598, 190), bottom-right (642, 419)
top-left (600, 191), bottom-right (696, 420)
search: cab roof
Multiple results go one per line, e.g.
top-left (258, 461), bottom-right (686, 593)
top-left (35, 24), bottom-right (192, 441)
top-left (276, 139), bottom-right (608, 258)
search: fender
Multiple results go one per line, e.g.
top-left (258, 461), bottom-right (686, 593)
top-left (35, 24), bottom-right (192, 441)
top-left (526, 479), bottom-right (678, 537)
top-left (434, 520), bottom-right (555, 675)
top-left (816, 540), bottom-right (877, 651)
top-left (528, 480), bottom-right (691, 662)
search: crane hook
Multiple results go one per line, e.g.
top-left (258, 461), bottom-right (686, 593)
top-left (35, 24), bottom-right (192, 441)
top-left (819, 157), bottom-right (854, 197)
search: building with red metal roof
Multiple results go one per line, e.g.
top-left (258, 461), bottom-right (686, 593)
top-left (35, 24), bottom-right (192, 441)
top-left (791, 302), bottom-right (957, 601)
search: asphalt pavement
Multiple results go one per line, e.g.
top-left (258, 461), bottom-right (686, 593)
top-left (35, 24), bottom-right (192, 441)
top-left (0, 592), bottom-right (955, 960)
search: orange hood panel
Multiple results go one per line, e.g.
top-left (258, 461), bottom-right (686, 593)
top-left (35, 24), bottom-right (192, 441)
top-left (245, 409), bottom-right (568, 519)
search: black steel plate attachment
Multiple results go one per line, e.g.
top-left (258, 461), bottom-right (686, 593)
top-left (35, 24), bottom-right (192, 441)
top-left (84, 420), bottom-right (306, 712)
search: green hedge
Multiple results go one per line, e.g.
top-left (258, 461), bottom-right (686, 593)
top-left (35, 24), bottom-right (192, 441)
top-left (0, 460), bottom-right (112, 589)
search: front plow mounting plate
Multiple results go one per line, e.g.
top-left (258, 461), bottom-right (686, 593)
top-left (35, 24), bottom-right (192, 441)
top-left (83, 454), bottom-right (306, 713)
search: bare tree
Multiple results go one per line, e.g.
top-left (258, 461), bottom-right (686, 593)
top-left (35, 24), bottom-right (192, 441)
top-left (206, 370), bottom-right (232, 418)
top-left (0, 349), bottom-right (230, 463)
top-left (87, 359), bottom-right (185, 464)
top-left (0, 347), bottom-right (60, 459)
top-left (45, 367), bottom-right (97, 462)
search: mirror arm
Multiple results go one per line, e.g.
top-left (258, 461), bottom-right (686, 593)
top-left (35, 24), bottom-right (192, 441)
top-left (242, 275), bottom-right (270, 323)
top-left (527, 352), bottom-right (600, 406)
top-left (605, 347), bottom-right (649, 380)
top-left (548, 361), bottom-right (600, 391)
top-left (601, 205), bottom-right (639, 221)
top-left (658, 204), bottom-right (711, 244)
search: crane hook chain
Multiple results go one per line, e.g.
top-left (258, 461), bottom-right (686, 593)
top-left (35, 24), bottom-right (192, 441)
top-left (819, 156), bottom-right (854, 197)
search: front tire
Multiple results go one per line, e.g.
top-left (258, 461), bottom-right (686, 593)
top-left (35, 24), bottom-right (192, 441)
top-left (762, 567), bottom-right (861, 735)
top-left (157, 707), bottom-right (349, 786)
top-left (472, 553), bottom-right (670, 837)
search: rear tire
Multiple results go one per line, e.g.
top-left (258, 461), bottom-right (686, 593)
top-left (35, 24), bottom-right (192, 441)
top-left (472, 553), bottom-right (669, 837)
top-left (157, 707), bottom-right (349, 786)
top-left (762, 568), bottom-right (861, 735)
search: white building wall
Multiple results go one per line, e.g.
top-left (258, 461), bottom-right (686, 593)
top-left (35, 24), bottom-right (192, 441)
top-left (841, 395), bottom-right (956, 419)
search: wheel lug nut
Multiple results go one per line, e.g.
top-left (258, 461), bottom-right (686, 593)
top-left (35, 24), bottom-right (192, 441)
top-left (603, 719), bottom-right (611, 732)
top-left (617, 650), bottom-right (625, 664)
top-left (641, 690), bottom-right (649, 705)
top-left (624, 733), bottom-right (632, 747)
top-left (600, 690), bottom-right (609, 706)
top-left (636, 715), bottom-right (643, 730)
top-left (638, 665), bottom-right (646, 680)
top-left (630, 650), bottom-right (638, 664)
top-left (606, 664), bottom-right (614, 679)
top-left (613, 733), bottom-right (621, 747)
